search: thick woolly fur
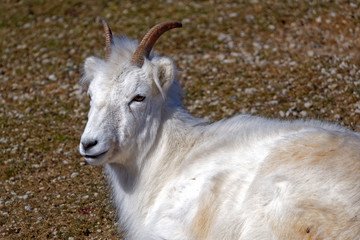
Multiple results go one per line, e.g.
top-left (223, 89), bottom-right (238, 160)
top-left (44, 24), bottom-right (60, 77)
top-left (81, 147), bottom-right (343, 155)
top-left (79, 35), bottom-right (360, 240)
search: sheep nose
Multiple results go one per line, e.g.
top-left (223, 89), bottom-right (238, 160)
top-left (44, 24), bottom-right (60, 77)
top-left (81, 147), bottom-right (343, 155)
top-left (81, 139), bottom-right (98, 151)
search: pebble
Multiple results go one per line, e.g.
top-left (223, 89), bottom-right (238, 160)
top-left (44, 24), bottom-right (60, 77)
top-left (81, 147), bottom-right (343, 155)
top-left (25, 205), bottom-right (32, 211)
top-left (25, 107), bottom-right (32, 114)
top-left (268, 100), bottom-right (279, 105)
top-left (245, 88), bottom-right (257, 94)
top-left (19, 195), bottom-right (28, 200)
top-left (300, 111), bottom-right (308, 117)
top-left (304, 102), bottom-right (313, 108)
top-left (224, 59), bottom-right (236, 64)
top-left (216, 54), bottom-right (225, 61)
top-left (328, 84), bottom-right (338, 90)
top-left (218, 33), bottom-right (231, 42)
top-left (229, 13), bottom-right (238, 18)
top-left (245, 15), bottom-right (254, 22)
top-left (182, 18), bottom-right (190, 24)
top-left (71, 172), bottom-right (79, 178)
top-left (48, 74), bottom-right (58, 81)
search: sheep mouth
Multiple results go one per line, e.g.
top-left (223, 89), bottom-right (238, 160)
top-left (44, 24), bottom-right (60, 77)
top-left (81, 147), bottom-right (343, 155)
top-left (84, 151), bottom-right (108, 159)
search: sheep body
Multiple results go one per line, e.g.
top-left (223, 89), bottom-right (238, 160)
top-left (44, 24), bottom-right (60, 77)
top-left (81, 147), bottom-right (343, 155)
top-left (79, 25), bottom-right (360, 240)
top-left (107, 114), bottom-right (360, 239)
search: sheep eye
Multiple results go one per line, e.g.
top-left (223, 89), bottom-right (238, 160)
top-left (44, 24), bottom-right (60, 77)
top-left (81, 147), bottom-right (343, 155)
top-left (133, 95), bottom-right (146, 102)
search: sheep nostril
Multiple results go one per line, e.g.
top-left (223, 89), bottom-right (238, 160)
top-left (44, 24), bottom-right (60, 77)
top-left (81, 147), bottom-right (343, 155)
top-left (82, 139), bottom-right (98, 150)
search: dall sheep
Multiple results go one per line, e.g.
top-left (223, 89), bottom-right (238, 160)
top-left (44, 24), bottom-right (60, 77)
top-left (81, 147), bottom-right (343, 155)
top-left (79, 21), bottom-right (360, 240)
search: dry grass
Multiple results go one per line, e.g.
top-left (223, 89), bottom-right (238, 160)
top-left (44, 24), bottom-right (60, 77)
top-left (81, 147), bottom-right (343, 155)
top-left (0, 0), bottom-right (359, 239)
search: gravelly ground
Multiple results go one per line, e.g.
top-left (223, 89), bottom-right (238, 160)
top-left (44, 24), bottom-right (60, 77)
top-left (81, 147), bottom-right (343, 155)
top-left (0, 0), bottom-right (359, 239)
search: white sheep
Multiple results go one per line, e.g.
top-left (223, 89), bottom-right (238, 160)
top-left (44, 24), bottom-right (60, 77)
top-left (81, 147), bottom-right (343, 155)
top-left (79, 20), bottom-right (360, 240)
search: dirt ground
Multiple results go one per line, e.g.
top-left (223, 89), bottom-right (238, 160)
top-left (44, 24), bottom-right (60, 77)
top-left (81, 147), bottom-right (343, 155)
top-left (0, 0), bottom-right (359, 239)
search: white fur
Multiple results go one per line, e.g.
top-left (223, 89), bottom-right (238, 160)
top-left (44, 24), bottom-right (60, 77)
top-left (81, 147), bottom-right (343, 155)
top-left (79, 35), bottom-right (360, 240)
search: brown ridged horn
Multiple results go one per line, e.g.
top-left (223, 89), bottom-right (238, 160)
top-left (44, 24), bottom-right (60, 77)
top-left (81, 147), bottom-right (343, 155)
top-left (102, 19), bottom-right (113, 61)
top-left (131, 21), bottom-right (182, 67)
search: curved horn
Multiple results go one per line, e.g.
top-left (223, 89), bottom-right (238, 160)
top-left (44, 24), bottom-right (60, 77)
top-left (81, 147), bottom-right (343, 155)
top-left (131, 21), bottom-right (182, 67)
top-left (102, 19), bottom-right (113, 61)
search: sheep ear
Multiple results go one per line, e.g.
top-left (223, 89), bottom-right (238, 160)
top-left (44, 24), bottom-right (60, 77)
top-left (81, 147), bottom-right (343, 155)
top-left (84, 56), bottom-right (101, 80)
top-left (153, 57), bottom-right (175, 91)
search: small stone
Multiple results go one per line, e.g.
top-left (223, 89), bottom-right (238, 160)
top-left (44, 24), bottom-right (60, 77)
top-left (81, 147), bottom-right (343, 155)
top-left (279, 111), bottom-right (285, 117)
top-left (216, 54), bottom-right (225, 61)
top-left (268, 100), bottom-right (279, 105)
top-left (182, 18), bottom-right (190, 24)
top-left (300, 111), bottom-right (308, 117)
top-left (32, 164), bottom-right (40, 168)
top-left (71, 172), bottom-right (79, 178)
top-left (203, 54), bottom-right (210, 59)
top-left (229, 13), bottom-right (238, 18)
top-left (25, 107), bottom-right (32, 114)
top-left (355, 102), bottom-right (360, 109)
top-left (245, 88), bottom-right (257, 94)
top-left (224, 59), bottom-right (236, 64)
top-left (17, 44), bottom-right (27, 50)
top-left (245, 15), bottom-right (254, 22)
top-left (328, 84), bottom-right (338, 90)
top-left (48, 74), bottom-right (58, 81)
top-left (25, 205), bottom-right (32, 211)
top-left (19, 194), bottom-right (28, 200)
top-left (304, 102), bottom-right (313, 108)
top-left (23, 23), bottom-right (31, 28)
top-left (307, 50), bottom-right (314, 57)
top-left (350, 69), bottom-right (356, 76)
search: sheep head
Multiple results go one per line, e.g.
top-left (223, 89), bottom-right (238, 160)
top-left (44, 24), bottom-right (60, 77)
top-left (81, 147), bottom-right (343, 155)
top-left (79, 20), bottom-right (182, 165)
